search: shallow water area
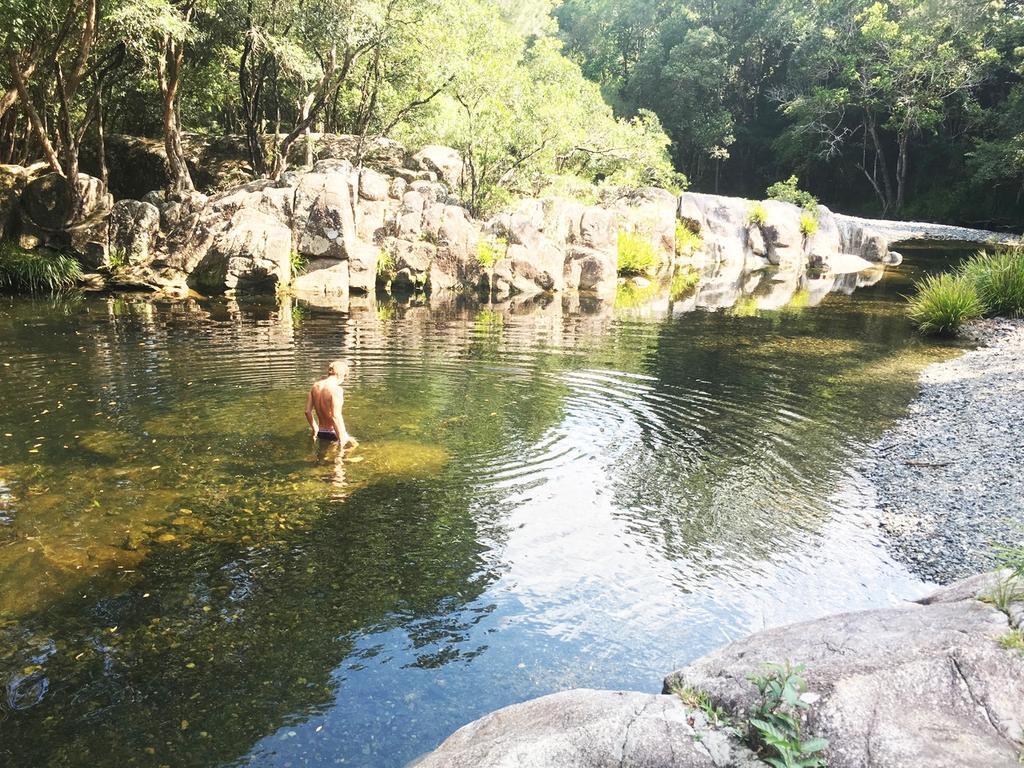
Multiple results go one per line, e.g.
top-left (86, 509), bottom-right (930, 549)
top-left (0, 254), bottom-right (961, 767)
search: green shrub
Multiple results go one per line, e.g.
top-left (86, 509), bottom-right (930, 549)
top-left (675, 221), bottom-right (702, 257)
top-left (670, 266), bottom-right (700, 300)
top-left (959, 247), bottom-right (1024, 318)
top-left (766, 175), bottom-right (818, 213)
top-left (907, 272), bottom-right (984, 335)
top-left (0, 242), bottom-right (82, 293)
top-left (799, 212), bottom-right (819, 237)
top-left (617, 230), bottom-right (659, 276)
top-left (290, 250), bottom-right (308, 277)
top-left (747, 202), bottom-right (768, 226)
top-left (747, 662), bottom-right (828, 768)
top-left (477, 238), bottom-right (506, 268)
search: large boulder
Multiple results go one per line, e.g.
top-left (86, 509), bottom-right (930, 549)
top-left (612, 187), bottom-right (678, 259)
top-left (664, 582), bottom-right (1024, 768)
top-left (20, 172), bottom-right (111, 232)
top-left (358, 167), bottom-right (390, 202)
top-left (347, 241), bottom-right (379, 294)
top-left (759, 200), bottom-right (804, 269)
top-left (108, 199), bottom-right (160, 266)
top-left (189, 209), bottom-right (291, 293)
top-left (294, 170), bottom-right (358, 260)
top-left (292, 258), bottom-right (349, 297)
top-left (413, 689), bottom-right (759, 768)
top-left (578, 207), bottom-right (616, 250)
top-left (390, 238), bottom-right (435, 291)
top-left (677, 192), bottom-right (750, 266)
top-left (0, 164), bottom-right (28, 237)
top-left (410, 145), bottom-right (464, 189)
top-left (566, 247), bottom-right (616, 299)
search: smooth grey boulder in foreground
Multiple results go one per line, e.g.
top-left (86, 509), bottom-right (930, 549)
top-left (665, 586), bottom-right (1024, 768)
top-left (417, 574), bottom-right (1024, 768)
top-left (412, 689), bottom-right (760, 768)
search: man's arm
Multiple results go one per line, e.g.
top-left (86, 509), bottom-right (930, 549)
top-left (331, 389), bottom-right (357, 447)
top-left (305, 389), bottom-right (317, 436)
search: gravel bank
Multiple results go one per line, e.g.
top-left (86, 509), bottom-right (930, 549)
top-left (866, 318), bottom-right (1024, 583)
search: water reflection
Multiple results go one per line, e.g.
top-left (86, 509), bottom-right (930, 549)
top-left (0, 258), bottom-right (956, 767)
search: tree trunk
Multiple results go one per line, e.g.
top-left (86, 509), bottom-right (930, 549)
top-left (158, 35), bottom-right (195, 195)
top-left (895, 131), bottom-right (909, 212)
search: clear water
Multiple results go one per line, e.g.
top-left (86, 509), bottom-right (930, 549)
top-left (0, 256), bottom-right (957, 767)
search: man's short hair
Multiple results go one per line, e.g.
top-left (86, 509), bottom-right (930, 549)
top-left (328, 359), bottom-right (349, 378)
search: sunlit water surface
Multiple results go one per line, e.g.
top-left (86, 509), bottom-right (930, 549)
top-left (0, 256), bottom-right (958, 767)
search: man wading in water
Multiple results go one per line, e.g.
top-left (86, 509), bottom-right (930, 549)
top-left (306, 360), bottom-right (358, 449)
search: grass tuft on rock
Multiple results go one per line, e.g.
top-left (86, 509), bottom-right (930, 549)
top-left (907, 272), bottom-right (984, 335)
top-left (0, 241), bottom-right (82, 293)
top-left (617, 230), bottom-right (659, 276)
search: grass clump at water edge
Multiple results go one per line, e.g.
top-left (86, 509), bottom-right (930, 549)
top-left (617, 230), bottom-right (659, 276)
top-left (959, 247), bottom-right (1024, 318)
top-left (0, 241), bottom-right (82, 293)
top-left (907, 272), bottom-right (984, 336)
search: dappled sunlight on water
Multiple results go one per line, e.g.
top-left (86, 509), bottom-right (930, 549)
top-left (0, 255), bottom-right (962, 767)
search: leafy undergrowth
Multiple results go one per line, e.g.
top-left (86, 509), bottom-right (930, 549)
top-left (671, 661), bottom-right (828, 768)
top-left (0, 241), bottom-right (82, 293)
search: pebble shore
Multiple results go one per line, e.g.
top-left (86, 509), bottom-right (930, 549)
top-left (866, 318), bottom-right (1024, 584)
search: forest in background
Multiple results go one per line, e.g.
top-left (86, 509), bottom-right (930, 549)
top-left (1, 0), bottom-right (1022, 225)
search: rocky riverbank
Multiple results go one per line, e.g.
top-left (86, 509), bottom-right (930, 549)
top-left (867, 318), bottom-right (1024, 584)
top-left (414, 571), bottom-right (1024, 767)
top-left (2, 134), bottom-right (1008, 306)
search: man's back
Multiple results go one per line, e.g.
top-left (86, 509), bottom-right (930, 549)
top-left (305, 360), bottom-right (356, 447)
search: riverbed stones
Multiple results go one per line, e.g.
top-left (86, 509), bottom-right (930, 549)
top-left (866, 318), bottom-right (1024, 583)
top-left (413, 689), bottom-right (761, 768)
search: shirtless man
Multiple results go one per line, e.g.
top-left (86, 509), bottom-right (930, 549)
top-left (305, 360), bottom-right (358, 448)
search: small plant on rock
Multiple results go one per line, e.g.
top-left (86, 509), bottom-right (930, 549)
top-left (670, 684), bottom-right (730, 728)
top-left (617, 230), bottom-right (659, 276)
top-left (377, 248), bottom-right (395, 277)
top-left (290, 249), bottom-right (308, 277)
top-left (477, 238), bottom-right (506, 269)
top-left (799, 212), bottom-right (818, 237)
top-left (999, 629), bottom-right (1024, 654)
top-left (675, 221), bottom-right (703, 257)
top-left (747, 203), bottom-right (768, 226)
top-left (747, 662), bottom-right (828, 768)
